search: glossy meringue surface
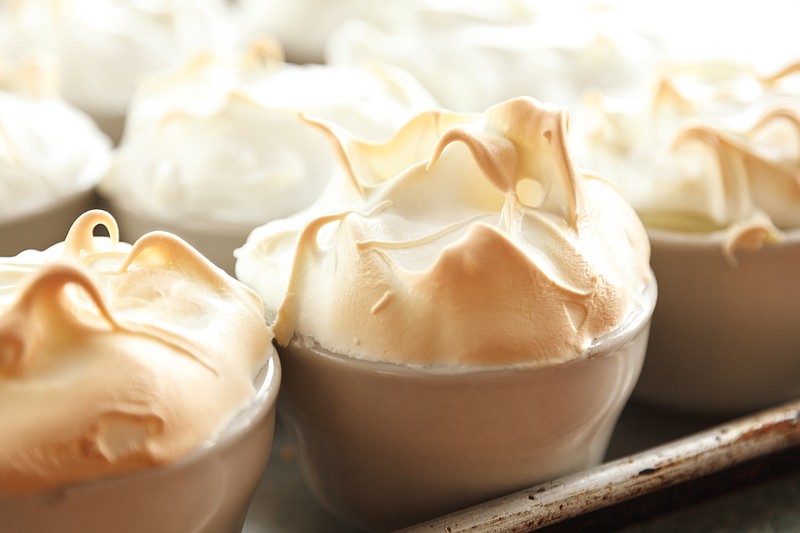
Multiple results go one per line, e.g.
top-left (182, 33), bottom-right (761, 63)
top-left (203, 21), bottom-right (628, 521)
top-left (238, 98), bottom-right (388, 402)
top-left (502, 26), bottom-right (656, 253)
top-left (0, 210), bottom-right (273, 494)
top-left (575, 60), bottom-right (800, 256)
top-left (237, 97), bottom-right (654, 367)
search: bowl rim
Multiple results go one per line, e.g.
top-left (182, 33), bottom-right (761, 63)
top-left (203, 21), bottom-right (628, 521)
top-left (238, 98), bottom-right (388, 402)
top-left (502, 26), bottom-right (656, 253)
top-left (0, 185), bottom-right (96, 226)
top-left (1, 347), bottom-right (281, 499)
top-left (647, 225), bottom-right (800, 247)
top-left (106, 200), bottom-right (257, 237)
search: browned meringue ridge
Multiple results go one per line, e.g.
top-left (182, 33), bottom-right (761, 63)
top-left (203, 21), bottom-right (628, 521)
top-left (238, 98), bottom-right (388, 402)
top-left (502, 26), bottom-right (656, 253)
top-left (236, 97), bottom-right (655, 367)
top-left (577, 60), bottom-right (800, 259)
top-left (0, 210), bottom-right (273, 494)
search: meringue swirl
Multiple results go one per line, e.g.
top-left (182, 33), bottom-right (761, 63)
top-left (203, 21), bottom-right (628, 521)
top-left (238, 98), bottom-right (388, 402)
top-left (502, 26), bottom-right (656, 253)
top-left (100, 40), bottom-right (437, 228)
top-left (0, 57), bottom-right (110, 220)
top-left (575, 60), bottom-right (800, 256)
top-left (0, 210), bottom-right (272, 494)
top-left (236, 97), bottom-right (654, 367)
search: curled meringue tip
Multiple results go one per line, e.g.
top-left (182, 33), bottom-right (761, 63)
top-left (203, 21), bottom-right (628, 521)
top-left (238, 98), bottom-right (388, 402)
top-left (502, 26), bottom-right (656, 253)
top-left (759, 61), bottom-right (800, 84)
top-left (0, 201), bottom-right (274, 492)
top-left (63, 210), bottom-right (120, 258)
top-left (14, 262), bottom-right (112, 317)
top-left (297, 111), bottom-right (367, 197)
top-left (749, 107), bottom-right (800, 136)
top-left (251, 96), bottom-right (652, 364)
top-left (484, 97), bottom-right (582, 227)
top-left (119, 230), bottom-right (221, 276)
top-left (0, 263), bottom-right (117, 377)
top-left (721, 221), bottom-right (783, 266)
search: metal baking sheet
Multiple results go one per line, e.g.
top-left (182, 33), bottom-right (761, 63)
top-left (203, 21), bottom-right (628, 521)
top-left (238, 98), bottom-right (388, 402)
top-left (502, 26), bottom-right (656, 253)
top-left (403, 399), bottom-right (800, 532)
top-left (243, 398), bottom-right (800, 532)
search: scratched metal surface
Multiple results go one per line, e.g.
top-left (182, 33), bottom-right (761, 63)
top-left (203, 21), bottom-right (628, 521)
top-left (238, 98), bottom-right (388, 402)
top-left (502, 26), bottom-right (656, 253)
top-left (243, 399), bottom-right (800, 532)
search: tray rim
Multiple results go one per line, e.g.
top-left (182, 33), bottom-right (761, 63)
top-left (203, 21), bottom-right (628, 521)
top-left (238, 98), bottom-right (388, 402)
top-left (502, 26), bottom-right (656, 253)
top-left (399, 398), bottom-right (800, 532)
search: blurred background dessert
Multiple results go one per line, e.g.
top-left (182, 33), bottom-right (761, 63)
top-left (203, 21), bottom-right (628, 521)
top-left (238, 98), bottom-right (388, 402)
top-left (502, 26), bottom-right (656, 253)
top-left (0, 55), bottom-right (111, 256)
top-left (99, 39), bottom-right (436, 274)
top-left (0, 0), bottom-right (241, 143)
top-left (573, 59), bottom-right (800, 415)
top-left (325, 0), bottom-right (665, 112)
top-left (229, 0), bottom-right (371, 65)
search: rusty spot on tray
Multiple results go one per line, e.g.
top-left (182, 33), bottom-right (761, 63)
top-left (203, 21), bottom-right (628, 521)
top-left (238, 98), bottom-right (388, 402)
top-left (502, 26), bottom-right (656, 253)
top-left (737, 413), bottom-right (800, 443)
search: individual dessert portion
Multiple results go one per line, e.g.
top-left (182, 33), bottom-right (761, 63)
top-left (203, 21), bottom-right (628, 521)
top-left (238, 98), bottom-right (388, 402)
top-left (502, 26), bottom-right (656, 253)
top-left (100, 39), bottom-right (437, 275)
top-left (0, 0), bottom-right (240, 143)
top-left (325, 0), bottom-right (664, 112)
top-left (0, 210), bottom-right (280, 533)
top-left (0, 55), bottom-right (111, 257)
top-left (229, 0), bottom-right (371, 64)
top-left (574, 60), bottom-right (800, 414)
top-left (236, 97), bottom-right (656, 530)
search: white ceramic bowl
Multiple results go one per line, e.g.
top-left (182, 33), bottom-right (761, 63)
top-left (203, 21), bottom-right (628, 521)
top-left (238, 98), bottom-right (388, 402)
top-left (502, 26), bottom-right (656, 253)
top-left (0, 352), bottom-right (281, 533)
top-left (0, 188), bottom-right (97, 257)
top-left (276, 282), bottom-right (655, 532)
top-left (107, 202), bottom-right (253, 276)
top-left (633, 228), bottom-right (800, 415)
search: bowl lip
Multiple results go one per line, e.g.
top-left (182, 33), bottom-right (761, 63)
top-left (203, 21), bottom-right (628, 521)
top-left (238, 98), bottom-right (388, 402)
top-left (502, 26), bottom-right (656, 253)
top-left (281, 280), bottom-right (656, 378)
top-left (647, 225), bottom-right (800, 247)
top-left (200, 346), bottom-right (282, 451)
top-left (0, 185), bottom-right (96, 226)
top-left (105, 199), bottom-right (258, 237)
top-left (1, 346), bottom-right (281, 500)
